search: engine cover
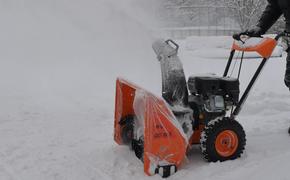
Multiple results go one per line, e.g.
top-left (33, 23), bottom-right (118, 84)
top-left (188, 75), bottom-right (239, 104)
top-left (188, 75), bottom-right (221, 95)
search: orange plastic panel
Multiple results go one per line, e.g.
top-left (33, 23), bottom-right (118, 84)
top-left (114, 78), bottom-right (187, 176)
top-left (232, 37), bottom-right (277, 58)
top-left (189, 125), bottom-right (204, 145)
top-left (114, 78), bottom-right (139, 145)
top-left (140, 91), bottom-right (187, 176)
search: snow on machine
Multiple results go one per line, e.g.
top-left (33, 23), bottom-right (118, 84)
top-left (114, 33), bottom-right (284, 178)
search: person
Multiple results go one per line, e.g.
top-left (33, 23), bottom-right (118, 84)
top-left (239, 0), bottom-right (290, 134)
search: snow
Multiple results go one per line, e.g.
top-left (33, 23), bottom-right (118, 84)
top-left (0, 0), bottom-right (290, 180)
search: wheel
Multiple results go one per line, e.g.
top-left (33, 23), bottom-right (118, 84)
top-left (120, 115), bottom-right (134, 145)
top-left (200, 118), bottom-right (246, 162)
top-left (132, 139), bottom-right (144, 161)
top-left (288, 126), bottom-right (290, 135)
top-left (121, 123), bottom-right (134, 144)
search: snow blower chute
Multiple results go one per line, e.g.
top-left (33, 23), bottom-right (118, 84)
top-left (114, 33), bottom-right (284, 178)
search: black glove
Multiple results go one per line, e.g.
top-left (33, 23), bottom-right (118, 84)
top-left (281, 31), bottom-right (290, 51)
top-left (242, 27), bottom-right (263, 37)
top-left (284, 79), bottom-right (290, 88)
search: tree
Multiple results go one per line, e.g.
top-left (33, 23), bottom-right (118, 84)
top-left (158, 0), bottom-right (227, 27)
top-left (223, 0), bottom-right (266, 31)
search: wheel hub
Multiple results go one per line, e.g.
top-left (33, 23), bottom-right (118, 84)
top-left (215, 130), bottom-right (239, 157)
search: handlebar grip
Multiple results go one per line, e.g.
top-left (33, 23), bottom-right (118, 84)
top-left (233, 33), bottom-right (241, 41)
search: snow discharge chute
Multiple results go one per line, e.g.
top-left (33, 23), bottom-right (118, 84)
top-left (114, 78), bottom-right (188, 177)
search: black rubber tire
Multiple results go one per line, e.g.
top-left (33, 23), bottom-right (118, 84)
top-left (132, 139), bottom-right (144, 161)
top-left (200, 118), bottom-right (246, 162)
top-left (288, 126), bottom-right (290, 135)
top-left (120, 115), bottom-right (134, 145)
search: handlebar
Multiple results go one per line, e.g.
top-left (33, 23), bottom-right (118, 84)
top-left (232, 33), bottom-right (262, 42)
top-left (232, 32), bottom-right (286, 42)
top-left (274, 32), bottom-right (285, 40)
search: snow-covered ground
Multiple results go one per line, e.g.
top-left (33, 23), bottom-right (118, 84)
top-left (0, 1), bottom-right (290, 180)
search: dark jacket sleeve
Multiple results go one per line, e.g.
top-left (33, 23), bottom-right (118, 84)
top-left (257, 0), bottom-right (282, 34)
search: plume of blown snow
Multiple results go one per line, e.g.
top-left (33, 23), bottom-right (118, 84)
top-left (0, 0), bottom-right (165, 109)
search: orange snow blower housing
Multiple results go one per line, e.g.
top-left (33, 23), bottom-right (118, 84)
top-left (114, 33), bottom-right (283, 178)
top-left (114, 78), bottom-right (187, 176)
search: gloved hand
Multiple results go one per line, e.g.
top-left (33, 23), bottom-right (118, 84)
top-left (241, 26), bottom-right (263, 37)
top-left (284, 79), bottom-right (290, 88)
top-left (281, 31), bottom-right (290, 52)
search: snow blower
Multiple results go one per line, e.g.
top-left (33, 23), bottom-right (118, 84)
top-left (114, 33), bottom-right (284, 178)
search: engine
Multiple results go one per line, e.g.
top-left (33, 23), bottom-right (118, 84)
top-left (152, 39), bottom-right (240, 130)
top-left (187, 75), bottom-right (240, 122)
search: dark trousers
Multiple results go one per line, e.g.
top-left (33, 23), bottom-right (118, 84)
top-left (285, 51), bottom-right (290, 88)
